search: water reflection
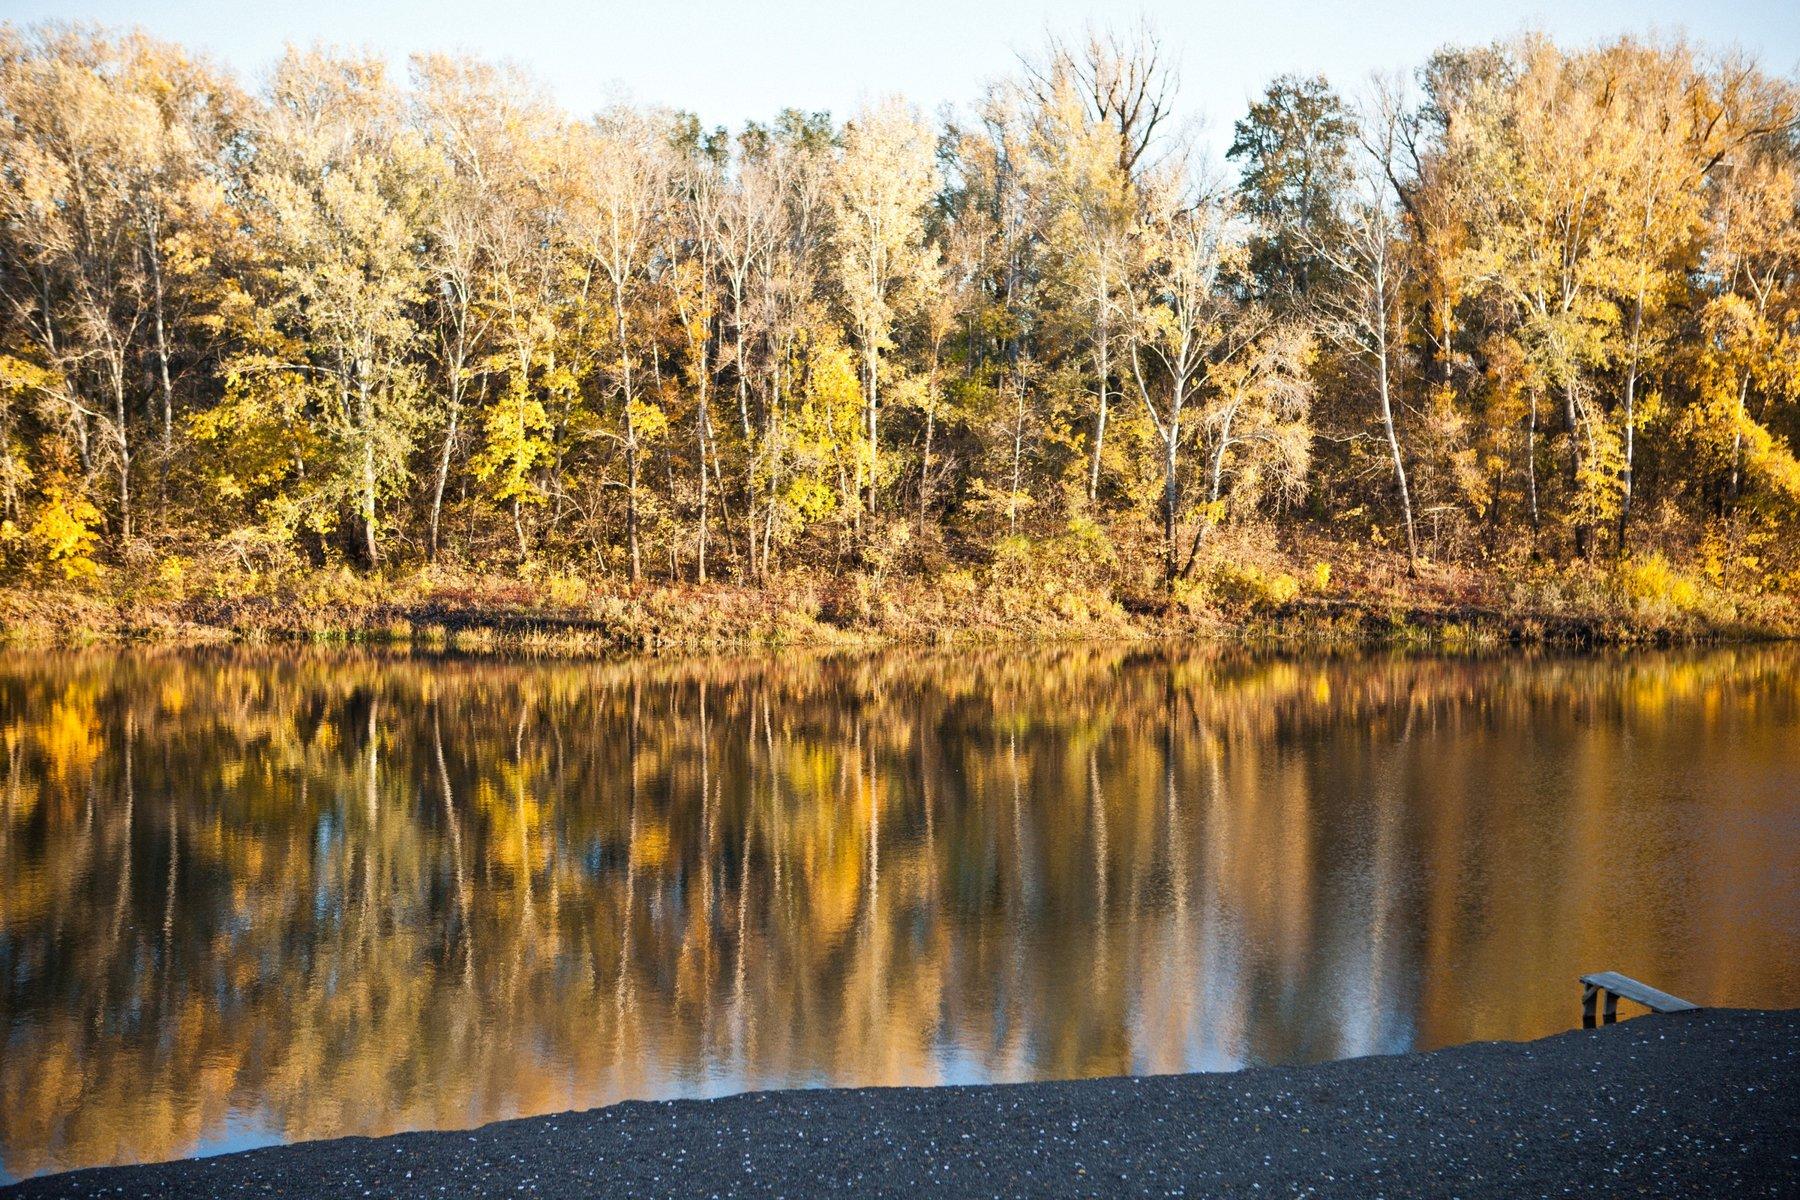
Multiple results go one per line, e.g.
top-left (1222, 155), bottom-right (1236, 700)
top-left (1, 644), bottom-right (1796, 1179)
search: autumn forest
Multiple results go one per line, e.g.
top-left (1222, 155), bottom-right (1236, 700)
top-left (1, 22), bottom-right (1797, 639)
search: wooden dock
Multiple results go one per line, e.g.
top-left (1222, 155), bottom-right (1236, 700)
top-left (1581, 971), bottom-right (1699, 1028)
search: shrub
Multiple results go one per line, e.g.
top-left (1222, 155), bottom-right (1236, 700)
top-left (544, 572), bottom-right (590, 608)
top-left (1614, 552), bottom-right (1701, 619)
top-left (1210, 561), bottom-right (1301, 612)
top-left (1168, 574), bottom-right (1208, 614)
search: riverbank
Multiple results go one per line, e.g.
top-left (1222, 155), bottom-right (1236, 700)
top-left (2, 546), bottom-right (1794, 653)
top-left (5, 1009), bottom-right (1793, 1198)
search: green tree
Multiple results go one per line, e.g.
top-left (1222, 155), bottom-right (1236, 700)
top-left (1228, 74), bottom-right (1355, 305)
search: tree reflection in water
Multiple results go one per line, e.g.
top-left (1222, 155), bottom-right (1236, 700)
top-left (2, 644), bottom-right (1796, 1178)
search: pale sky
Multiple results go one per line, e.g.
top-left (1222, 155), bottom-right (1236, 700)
top-left (9, 0), bottom-right (1799, 151)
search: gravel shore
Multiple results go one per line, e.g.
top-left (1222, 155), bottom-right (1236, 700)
top-left (7, 1008), bottom-right (1795, 1199)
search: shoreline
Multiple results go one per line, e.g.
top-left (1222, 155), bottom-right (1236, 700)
top-left (4, 578), bottom-right (1793, 657)
top-left (5, 1009), bottom-right (1794, 1198)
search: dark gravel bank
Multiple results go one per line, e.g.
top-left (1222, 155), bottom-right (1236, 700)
top-left (8, 1009), bottom-right (1796, 1199)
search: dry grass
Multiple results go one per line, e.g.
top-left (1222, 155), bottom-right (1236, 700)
top-left (2, 538), bottom-right (1792, 656)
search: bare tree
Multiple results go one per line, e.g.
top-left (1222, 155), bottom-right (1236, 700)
top-left (412, 53), bottom-right (542, 560)
top-left (1305, 79), bottom-right (1420, 571)
top-left (570, 109), bottom-right (673, 582)
top-left (716, 146), bottom-right (785, 577)
top-left (668, 132), bottom-right (727, 582)
top-left (1124, 179), bottom-right (1237, 582)
top-left (831, 97), bottom-right (939, 536)
top-left (1025, 19), bottom-right (1179, 183)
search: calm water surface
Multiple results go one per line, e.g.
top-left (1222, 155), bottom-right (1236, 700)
top-left (1, 644), bottom-right (1795, 1179)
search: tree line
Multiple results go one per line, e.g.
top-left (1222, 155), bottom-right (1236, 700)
top-left (1, 22), bottom-right (1796, 597)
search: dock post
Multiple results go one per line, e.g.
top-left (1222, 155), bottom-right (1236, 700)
top-left (1578, 972), bottom-right (1699, 1030)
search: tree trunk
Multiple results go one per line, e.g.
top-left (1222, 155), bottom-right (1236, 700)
top-left (429, 389), bottom-right (462, 562)
top-left (865, 339), bottom-right (879, 526)
top-left (1564, 380), bottom-right (1590, 558)
top-left (616, 285), bottom-right (641, 582)
top-left (1009, 376), bottom-right (1026, 538)
top-left (1162, 427), bottom-right (1181, 586)
top-left (147, 230), bottom-right (175, 455)
top-left (1619, 290), bottom-right (1643, 551)
top-left (919, 401), bottom-right (936, 535)
top-left (1089, 259), bottom-right (1109, 501)
top-left (1727, 288), bottom-right (1772, 509)
top-left (111, 363), bottom-right (132, 545)
top-left (361, 400), bottom-right (379, 567)
top-left (626, 431), bottom-right (642, 582)
top-left (696, 389), bottom-right (709, 585)
top-left (1208, 404), bottom-right (1232, 506)
top-left (1526, 390), bottom-right (1540, 536)
top-left (1728, 371), bottom-right (1749, 506)
top-left (733, 284), bottom-right (753, 439)
top-left (733, 286), bottom-right (757, 580)
top-left (1376, 318), bottom-right (1418, 572)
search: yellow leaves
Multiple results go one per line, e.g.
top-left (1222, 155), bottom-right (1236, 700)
top-left (0, 353), bottom-right (58, 401)
top-left (1696, 527), bottom-right (1782, 595)
top-left (886, 371), bottom-right (936, 417)
top-left (1703, 293), bottom-right (1757, 343)
top-left (542, 571), bottom-right (589, 608)
top-left (1614, 552), bottom-right (1701, 618)
top-left (1671, 300), bottom-right (1800, 515)
top-left (1168, 573), bottom-right (1208, 615)
top-left (624, 398), bottom-right (668, 442)
top-left (540, 366), bottom-right (579, 397)
top-left (1701, 533), bottom-right (1728, 586)
top-left (471, 384), bottom-right (553, 506)
top-left (1062, 514), bottom-right (1117, 569)
top-left (185, 367), bottom-right (324, 543)
top-left (1738, 419), bottom-right (1800, 508)
top-left (1193, 499), bottom-right (1227, 528)
top-left (799, 337), bottom-right (862, 423)
top-left (26, 485), bottom-right (103, 581)
top-left (664, 257), bottom-right (717, 344)
top-left (1201, 561), bottom-right (1301, 612)
top-left (1447, 36), bottom-right (1713, 420)
top-left (1572, 409), bottom-right (1628, 529)
top-left (783, 476), bottom-right (837, 524)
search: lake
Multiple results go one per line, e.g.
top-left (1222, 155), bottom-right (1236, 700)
top-left (1, 644), bottom-right (1795, 1180)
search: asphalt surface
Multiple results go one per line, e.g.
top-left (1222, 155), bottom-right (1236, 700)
top-left (7, 1009), bottom-right (1796, 1199)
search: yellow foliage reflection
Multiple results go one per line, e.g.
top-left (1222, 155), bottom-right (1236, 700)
top-left (0, 644), bottom-right (1795, 1179)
